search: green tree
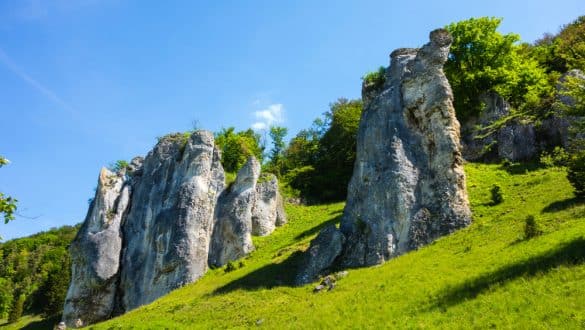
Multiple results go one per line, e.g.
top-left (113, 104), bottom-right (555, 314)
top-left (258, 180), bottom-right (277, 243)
top-left (215, 128), bottom-right (264, 173)
top-left (0, 278), bottom-right (13, 319)
top-left (265, 126), bottom-right (288, 176)
top-left (0, 156), bottom-right (17, 225)
top-left (445, 17), bottom-right (550, 119)
top-left (555, 15), bottom-right (585, 72)
top-left (7, 293), bottom-right (24, 323)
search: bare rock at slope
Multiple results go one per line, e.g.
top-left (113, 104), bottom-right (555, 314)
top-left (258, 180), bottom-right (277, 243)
top-left (295, 225), bottom-right (345, 285)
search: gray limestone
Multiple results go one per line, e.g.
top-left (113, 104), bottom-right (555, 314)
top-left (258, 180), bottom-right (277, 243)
top-left (63, 131), bottom-right (286, 327)
top-left (296, 29), bottom-right (472, 284)
top-left (63, 168), bottom-right (130, 327)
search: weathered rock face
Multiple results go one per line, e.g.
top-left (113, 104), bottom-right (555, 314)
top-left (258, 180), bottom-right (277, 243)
top-left (119, 131), bottom-right (226, 311)
top-left (251, 173), bottom-right (287, 236)
top-left (209, 157), bottom-right (260, 267)
top-left (63, 131), bottom-right (286, 327)
top-left (296, 29), bottom-right (472, 284)
top-left (63, 168), bottom-right (130, 327)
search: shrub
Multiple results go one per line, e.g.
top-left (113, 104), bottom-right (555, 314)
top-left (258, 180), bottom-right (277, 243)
top-left (362, 66), bottom-right (386, 92)
top-left (224, 261), bottom-right (237, 273)
top-left (540, 147), bottom-right (570, 168)
top-left (524, 215), bottom-right (542, 239)
top-left (490, 185), bottom-right (504, 205)
top-left (109, 160), bottom-right (129, 173)
top-left (567, 151), bottom-right (585, 197)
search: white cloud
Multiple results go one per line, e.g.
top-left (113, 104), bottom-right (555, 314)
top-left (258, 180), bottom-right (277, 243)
top-left (251, 103), bottom-right (284, 131)
top-left (251, 122), bottom-right (267, 130)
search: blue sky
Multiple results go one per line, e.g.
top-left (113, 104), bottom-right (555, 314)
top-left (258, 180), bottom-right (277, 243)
top-left (1, 0), bottom-right (584, 240)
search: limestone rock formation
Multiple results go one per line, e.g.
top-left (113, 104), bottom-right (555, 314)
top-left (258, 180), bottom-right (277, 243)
top-left (296, 29), bottom-right (472, 284)
top-left (251, 173), bottom-right (287, 236)
top-left (209, 157), bottom-right (260, 267)
top-left (63, 168), bottom-right (130, 327)
top-left (63, 131), bottom-right (286, 327)
top-left (119, 131), bottom-right (226, 311)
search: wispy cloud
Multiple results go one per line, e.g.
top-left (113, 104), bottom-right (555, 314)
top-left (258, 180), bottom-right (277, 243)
top-left (0, 47), bottom-right (76, 115)
top-left (251, 103), bottom-right (284, 131)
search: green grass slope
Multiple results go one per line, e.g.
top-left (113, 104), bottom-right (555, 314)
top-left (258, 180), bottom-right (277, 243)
top-left (11, 163), bottom-right (584, 329)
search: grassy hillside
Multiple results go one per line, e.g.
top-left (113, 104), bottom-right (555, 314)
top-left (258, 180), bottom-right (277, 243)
top-left (80, 163), bottom-right (584, 329)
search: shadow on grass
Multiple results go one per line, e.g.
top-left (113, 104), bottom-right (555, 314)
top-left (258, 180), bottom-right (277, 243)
top-left (19, 315), bottom-right (60, 330)
top-left (212, 250), bottom-right (305, 295)
top-left (294, 215), bottom-right (341, 240)
top-left (499, 162), bottom-right (545, 175)
top-left (431, 237), bottom-right (585, 310)
top-left (212, 214), bottom-right (343, 295)
top-left (542, 196), bottom-right (585, 213)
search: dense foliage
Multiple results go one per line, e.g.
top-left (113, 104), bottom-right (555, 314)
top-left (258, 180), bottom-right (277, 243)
top-left (0, 225), bottom-right (79, 322)
top-left (214, 128), bottom-right (264, 173)
top-left (279, 98), bottom-right (362, 201)
top-left (444, 17), bottom-right (550, 120)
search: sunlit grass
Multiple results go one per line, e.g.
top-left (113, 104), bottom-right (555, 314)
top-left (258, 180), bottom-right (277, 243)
top-left (12, 163), bottom-right (585, 329)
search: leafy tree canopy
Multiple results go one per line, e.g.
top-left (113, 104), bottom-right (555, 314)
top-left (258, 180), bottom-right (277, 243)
top-left (445, 17), bottom-right (550, 119)
top-left (215, 128), bottom-right (264, 173)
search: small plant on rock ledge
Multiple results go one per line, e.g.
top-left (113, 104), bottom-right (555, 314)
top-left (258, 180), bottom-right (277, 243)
top-left (362, 66), bottom-right (386, 92)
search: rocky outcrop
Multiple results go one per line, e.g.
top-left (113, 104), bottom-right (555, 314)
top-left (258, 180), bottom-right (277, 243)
top-left (252, 173), bottom-right (287, 236)
top-left (119, 131), bottom-right (226, 311)
top-left (63, 168), bottom-right (130, 327)
top-left (296, 29), bottom-right (472, 284)
top-left (460, 69), bottom-right (585, 162)
top-left (209, 157), bottom-right (260, 267)
top-left (63, 131), bottom-right (286, 327)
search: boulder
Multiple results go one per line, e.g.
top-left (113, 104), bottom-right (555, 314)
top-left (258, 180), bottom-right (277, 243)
top-left (295, 225), bottom-right (345, 285)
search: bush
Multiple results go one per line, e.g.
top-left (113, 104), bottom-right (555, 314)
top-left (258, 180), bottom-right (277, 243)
top-left (362, 66), bottom-right (386, 92)
top-left (490, 185), bottom-right (504, 205)
top-left (540, 147), bottom-right (570, 168)
top-left (567, 151), bottom-right (585, 197)
top-left (524, 215), bottom-right (542, 239)
top-left (224, 261), bottom-right (237, 273)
